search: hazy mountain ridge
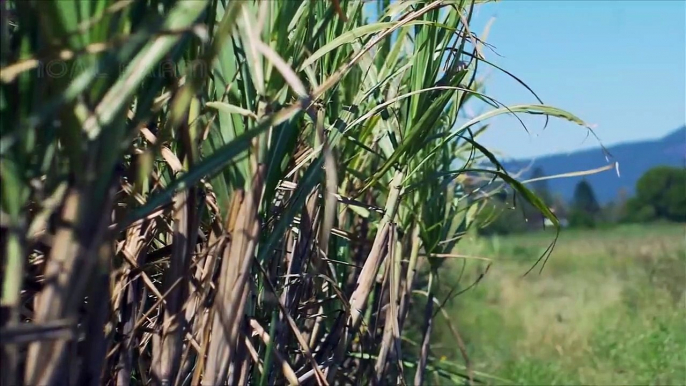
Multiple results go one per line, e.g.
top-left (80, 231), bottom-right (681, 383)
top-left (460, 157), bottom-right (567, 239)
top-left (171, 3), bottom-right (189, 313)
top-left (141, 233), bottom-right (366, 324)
top-left (502, 126), bottom-right (686, 204)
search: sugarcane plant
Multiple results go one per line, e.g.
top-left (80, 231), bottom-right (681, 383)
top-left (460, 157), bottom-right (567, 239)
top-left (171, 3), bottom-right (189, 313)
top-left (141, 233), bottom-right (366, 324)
top-left (0, 0), bottom-right (596, 385)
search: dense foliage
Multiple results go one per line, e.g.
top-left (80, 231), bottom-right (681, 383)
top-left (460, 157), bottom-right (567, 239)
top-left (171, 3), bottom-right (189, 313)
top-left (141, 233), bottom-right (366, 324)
top-left (0, 1), bottom-right (593, 385)
top-left (624, 166), bottom-right (686, 223)
top-left (482, 165), bottom-right (685, 235)
top-left (568, 179), bottom-right (600, 228)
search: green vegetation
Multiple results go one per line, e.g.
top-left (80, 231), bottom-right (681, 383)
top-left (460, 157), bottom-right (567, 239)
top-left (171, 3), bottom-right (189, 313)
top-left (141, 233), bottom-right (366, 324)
top-left (625, 166), bottom-right (686, 223)
top-left (434, 224), bottom-right (686, 385)
top-left (0, 1), bottom-right (602, 385)
top-left (568, 179), bottom-right (600, 228)
top-left (482, 165), bottom-right (686, 235)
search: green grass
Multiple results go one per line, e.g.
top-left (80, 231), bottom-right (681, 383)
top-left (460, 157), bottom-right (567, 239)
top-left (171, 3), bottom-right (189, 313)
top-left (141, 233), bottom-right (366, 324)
top-left (434, 224), bottom-right (686, 385)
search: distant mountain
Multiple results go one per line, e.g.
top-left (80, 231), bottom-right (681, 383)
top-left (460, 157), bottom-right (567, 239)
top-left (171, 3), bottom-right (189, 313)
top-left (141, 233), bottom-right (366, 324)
top-left (502, 126), bottom-right (686, 204)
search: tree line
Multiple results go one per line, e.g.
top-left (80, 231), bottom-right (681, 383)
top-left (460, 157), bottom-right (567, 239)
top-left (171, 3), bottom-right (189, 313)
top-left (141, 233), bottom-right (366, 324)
top-left (479, 165), bottom-right (685, 235)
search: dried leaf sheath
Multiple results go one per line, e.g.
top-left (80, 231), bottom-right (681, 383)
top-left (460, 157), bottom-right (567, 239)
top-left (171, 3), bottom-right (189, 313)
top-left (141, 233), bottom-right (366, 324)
top-left (203, 165), bottom-right (264, 385)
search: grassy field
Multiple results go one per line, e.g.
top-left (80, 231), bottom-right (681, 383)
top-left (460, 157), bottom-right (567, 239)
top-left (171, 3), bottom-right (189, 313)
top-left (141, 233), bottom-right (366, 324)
top-left (434, 224), bottom-right (686, 385)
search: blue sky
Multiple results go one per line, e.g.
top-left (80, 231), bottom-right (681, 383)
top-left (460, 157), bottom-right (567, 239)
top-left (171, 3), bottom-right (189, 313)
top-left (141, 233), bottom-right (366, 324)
top-left (466, 0), bottom-right (686, 159)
